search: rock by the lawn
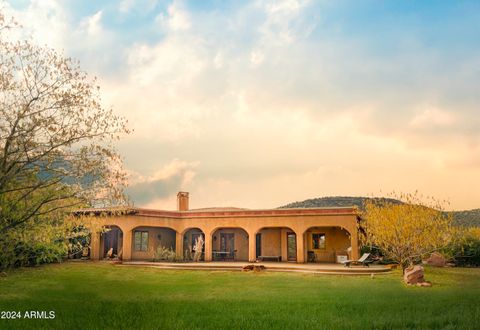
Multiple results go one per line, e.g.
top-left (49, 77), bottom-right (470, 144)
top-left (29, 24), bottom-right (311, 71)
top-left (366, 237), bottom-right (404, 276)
top-left (425, 252), bottom-right (446, 267)
top-left (243, 264), bottom-right (266, 272)
top-left (0, 272), bottom-right (7, 277)
top-left (404, 265), bottom-right (425, 284)
top-left (416, 281), bottom-right (432, 287)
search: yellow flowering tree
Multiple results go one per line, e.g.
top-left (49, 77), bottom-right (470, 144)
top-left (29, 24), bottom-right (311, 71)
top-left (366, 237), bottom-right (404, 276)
top-left (362, 192), bottom-right (454, 272)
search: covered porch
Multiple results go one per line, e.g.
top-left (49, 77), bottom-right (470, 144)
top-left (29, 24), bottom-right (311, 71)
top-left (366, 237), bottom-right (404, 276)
top-left (303, 226), bottom-right (352, 263)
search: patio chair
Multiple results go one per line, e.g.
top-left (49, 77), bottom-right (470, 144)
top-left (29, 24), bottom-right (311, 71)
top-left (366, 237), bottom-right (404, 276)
top-left (81, 247), bottom-right (90, 260)
top-left (341, 253), bottom-right (373, 267)
top-left (106, 248), bottom-right (114, 259)
top-left (307, 251), bottom-right (317, 263)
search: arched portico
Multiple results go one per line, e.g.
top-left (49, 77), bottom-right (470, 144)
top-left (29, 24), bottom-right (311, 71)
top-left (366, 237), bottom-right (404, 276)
top-left (84, 201), bottom-right (360, 264)
top-left (99, 225), bottom-right (123, 259)
top-left (182, 227), bottom-right (205, 261)
top-left (303, 226), bottom-right (352, 263)
top-left (129, 226), bottom-right (177, 261)
top-left (210, 227), bottom-right (249, 261)
top-left (253, 227), bottom-right (296, 262)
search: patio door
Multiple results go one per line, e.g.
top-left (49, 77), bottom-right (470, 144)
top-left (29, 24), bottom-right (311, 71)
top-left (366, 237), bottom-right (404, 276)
top-left (256, 233), bottom-right (262, 258)
top-left (103, 229), bottom-right (119, 256)
top-left (220, 233), bottom-right (234, 253)
top-left (287, 232), bottom-right (297, 261)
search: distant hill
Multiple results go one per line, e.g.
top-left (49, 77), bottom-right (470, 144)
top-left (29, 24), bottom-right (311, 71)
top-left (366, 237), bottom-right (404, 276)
top-left (451, 209), bottom-right (480, 228)
top-left (279, 196), bottom-right (402, 210)
top-left (279, 196), bottom-right (480, 228)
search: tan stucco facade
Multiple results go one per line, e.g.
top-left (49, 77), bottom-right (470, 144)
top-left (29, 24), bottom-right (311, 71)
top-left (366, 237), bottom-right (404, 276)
top-left (85, 193), bottom-right (360, 264)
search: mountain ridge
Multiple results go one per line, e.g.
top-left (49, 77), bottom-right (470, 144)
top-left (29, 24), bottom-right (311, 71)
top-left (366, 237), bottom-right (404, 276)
top-left (279, 196), bottom-right (480, 227)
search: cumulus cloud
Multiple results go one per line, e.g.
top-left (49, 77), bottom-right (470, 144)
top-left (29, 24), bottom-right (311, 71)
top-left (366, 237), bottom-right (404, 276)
top-left (3, 0), bottom-right (68, 48)
top-left (6, 0), bottom-right (480, 210)
top-left (155, 1), bottom-right (191, 32)
top-left (79, 10), bottom-right (103, 36)
top-left (126, 159), bottom-right (198, 205)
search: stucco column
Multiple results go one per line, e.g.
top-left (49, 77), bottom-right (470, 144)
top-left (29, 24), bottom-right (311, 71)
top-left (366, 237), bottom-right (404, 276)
top-left (90, 231), bottom-right (100, 261)
top-left (281, 229), bottom-right (288, 261)
top-left (122, 229), bottom-right (132, 261)
top-left (350, 227), bottom-right (359, 260)
top-left (296, 232), bottom-right (305, 263)
top-left (248, 231), bottom-right (257, 262)
top-left (204, 232), bottom-right (212, 262)
top-left (176, 232), bottom-right (184, 259)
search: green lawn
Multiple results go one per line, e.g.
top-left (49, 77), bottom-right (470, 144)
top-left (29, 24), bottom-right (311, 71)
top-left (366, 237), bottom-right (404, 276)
top-left (0, 262), bottom-right (479, 329)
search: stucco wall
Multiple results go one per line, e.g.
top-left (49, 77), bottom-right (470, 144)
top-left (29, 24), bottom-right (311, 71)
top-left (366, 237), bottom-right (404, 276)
top-left (258, 228), bottom-right (282, 257)
top-left (131, 227), bottom-right (176, 260)
top-left (211, 228), bottom-right (249, 261)
top-left (305, 227), bottom-right (350, 262)
top-left (89, 211), bottom-right (359, 263)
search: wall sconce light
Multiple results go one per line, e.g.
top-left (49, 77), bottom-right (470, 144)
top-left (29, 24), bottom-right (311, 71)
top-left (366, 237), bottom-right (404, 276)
top-left (213, 236), bottom-right (217, 241)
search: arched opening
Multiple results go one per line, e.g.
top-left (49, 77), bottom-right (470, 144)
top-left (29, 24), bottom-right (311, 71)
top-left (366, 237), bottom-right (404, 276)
top-left (183, 228), bottom-right (205, 261)
top-left (100, 225), bottom-right (123, 259)
top-left (255, 227), bottom-right (296, 262)
top-left (211, 227), bottom-right (249, 261)
top-left (68, 225), bottom-right (92, 260)
top-left (131, 226), bottom-right (177, 261)
top-left (303, 226), bottom-right (351, 263)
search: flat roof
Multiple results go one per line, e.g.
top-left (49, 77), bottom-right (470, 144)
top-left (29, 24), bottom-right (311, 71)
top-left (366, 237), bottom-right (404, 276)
top-left (73, 206), bottom-right (358, 218)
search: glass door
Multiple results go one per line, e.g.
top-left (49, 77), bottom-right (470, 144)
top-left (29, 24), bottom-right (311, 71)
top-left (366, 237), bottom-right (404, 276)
top-left (287, 232), bottom-right (297, 261)
top-left (220, 233), bottom-right (234, 252)
top-left (256, 233), bottom-right (262, 258)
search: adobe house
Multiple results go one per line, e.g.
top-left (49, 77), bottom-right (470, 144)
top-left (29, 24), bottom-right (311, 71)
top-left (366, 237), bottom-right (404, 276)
top-left (79, 192), bottom-right (360, 263)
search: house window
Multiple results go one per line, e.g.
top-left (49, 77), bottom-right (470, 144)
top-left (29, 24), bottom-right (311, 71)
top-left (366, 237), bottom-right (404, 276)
top-left (134, 231), bottom-right (148, 251)
top-left (312, 233), bottom-right (326, 249)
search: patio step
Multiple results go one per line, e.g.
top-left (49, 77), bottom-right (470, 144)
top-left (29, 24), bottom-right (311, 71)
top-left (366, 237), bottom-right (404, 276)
top-left (119, 261), bottom-right (391, 275)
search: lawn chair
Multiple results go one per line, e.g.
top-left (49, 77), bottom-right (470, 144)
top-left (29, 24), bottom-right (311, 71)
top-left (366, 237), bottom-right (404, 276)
top-left (106, 248), bottom-right (114, 259)
top-left (342, 253), bottom-right (373, 267)
top-left (81, 247), bottom-right (90, 260)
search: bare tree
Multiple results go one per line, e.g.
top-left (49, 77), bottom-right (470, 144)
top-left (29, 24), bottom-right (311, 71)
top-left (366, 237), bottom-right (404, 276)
top-left (0, 12), bottom-right (130, 235)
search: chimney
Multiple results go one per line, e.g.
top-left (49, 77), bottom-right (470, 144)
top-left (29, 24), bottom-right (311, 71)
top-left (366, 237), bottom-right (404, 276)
top-left (177, 192), bottom-right (189, 211)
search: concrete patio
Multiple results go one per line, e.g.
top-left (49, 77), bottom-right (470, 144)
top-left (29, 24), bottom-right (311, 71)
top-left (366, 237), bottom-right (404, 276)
top-left (119, 261), bottom-right (392, 275)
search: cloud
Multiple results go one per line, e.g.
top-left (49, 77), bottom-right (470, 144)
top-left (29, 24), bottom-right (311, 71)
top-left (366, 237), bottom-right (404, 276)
top-left (257, 0), bottom-right (315, 45)
top-left (155, 1), bottom-right (191, 32)
top-left (126, 159), bottom-right (198, 205)
top-left (119, 0), bottom-right (158, 15)
top-left (409, 106), bottom-right (456, 129)
top-left (119, 0), bottom-right (135, 13)
top-left (6, 1), bottom-right (480, 210)
top-left (3, 0), bottom-right (68, 48)
top-left (79, 10), bottom-right (103, 36)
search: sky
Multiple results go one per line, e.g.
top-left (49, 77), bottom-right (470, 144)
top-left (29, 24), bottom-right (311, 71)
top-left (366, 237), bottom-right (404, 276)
top-left (4, 0), bottom-right (480, 211)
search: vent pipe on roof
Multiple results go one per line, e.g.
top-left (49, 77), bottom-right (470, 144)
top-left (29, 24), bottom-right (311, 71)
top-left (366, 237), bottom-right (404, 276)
top-left (177, 192), bottom-right (189, 211)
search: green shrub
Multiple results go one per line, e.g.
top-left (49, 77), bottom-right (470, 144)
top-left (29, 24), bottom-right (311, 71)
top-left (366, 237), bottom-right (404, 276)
top-left (0, 236), bottom-right (67, 270)
top-left (67, 225), bottom-right (91, 259)
top-left (450, 237), bottom-right (480, 267)
top-left (153, 246), bottom-right (181, 262)
top-left (441, 228), bottom-right (480, 267)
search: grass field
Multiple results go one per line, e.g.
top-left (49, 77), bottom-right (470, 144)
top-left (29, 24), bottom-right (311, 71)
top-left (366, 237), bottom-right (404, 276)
top-left (0, 262), bottom-right (479, 329)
